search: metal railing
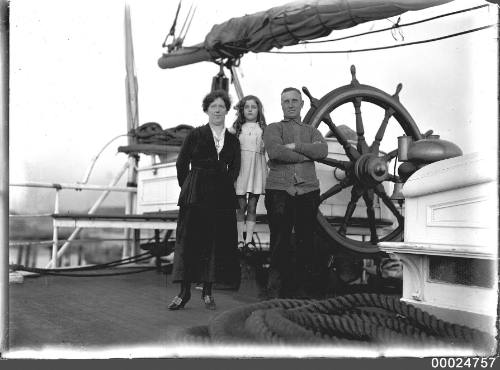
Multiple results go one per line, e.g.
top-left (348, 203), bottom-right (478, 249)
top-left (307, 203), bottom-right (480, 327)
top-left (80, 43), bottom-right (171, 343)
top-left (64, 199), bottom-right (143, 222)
top-left (9, 161), bottom-right (139, 269)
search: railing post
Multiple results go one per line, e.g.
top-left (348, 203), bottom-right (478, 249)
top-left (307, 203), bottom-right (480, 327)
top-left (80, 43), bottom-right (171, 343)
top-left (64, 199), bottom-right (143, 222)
top-left (0, 0), bottom-right (9, 353)
top-left (123, 156), bottom-right (136, 259)
top-left (45, 161), bottom-right (130, 268)
top-left (51, 189), bottom-right (60, 268)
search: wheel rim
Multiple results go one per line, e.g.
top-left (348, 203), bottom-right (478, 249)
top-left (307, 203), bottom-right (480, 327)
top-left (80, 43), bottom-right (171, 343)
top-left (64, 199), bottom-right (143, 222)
top-left (304, 65), bottom-right (422, 254)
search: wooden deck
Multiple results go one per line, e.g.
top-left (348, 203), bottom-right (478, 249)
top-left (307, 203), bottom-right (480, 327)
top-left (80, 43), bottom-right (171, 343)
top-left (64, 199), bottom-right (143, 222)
top-left (7, 265), bottom-right (492, 359)
top-left (8, 267), bottom-right (261, 353)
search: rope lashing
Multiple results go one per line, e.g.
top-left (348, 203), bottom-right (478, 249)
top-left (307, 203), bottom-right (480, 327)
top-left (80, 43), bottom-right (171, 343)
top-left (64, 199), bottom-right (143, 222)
top-left (179, 293), bottom-right (494, 352)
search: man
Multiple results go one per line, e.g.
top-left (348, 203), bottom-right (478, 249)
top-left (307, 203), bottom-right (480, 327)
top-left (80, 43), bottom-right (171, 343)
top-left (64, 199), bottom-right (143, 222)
top-left (263, 87), bottom-right (328, 298)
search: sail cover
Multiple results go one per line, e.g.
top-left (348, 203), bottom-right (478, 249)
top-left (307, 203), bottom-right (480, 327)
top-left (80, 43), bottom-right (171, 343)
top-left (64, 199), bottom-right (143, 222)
top-left (158, 0), bottom-right (454, 69)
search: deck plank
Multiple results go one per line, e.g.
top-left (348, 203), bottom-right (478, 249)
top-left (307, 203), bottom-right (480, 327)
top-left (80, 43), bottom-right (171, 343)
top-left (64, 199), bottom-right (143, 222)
top-left (9, 269), bottom-right (260, 350)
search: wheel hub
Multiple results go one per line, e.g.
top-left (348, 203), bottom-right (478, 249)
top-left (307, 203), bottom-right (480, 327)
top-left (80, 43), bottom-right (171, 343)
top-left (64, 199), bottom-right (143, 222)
top-left (354, 154), bottom-right (389, 185)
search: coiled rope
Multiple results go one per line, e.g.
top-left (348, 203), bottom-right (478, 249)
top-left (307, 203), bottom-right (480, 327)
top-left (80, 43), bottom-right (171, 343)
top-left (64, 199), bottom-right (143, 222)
top-left (178, 293), bottom-right (494, 352)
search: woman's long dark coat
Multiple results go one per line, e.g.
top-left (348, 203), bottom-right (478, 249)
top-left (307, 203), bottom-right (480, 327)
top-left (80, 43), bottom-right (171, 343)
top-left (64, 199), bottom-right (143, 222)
top-left (172, 124), bottom-right (241, 285)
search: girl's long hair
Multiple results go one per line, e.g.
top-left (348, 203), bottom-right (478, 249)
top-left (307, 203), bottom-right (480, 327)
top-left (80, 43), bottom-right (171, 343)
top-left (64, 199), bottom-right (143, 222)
top-left (232, 95), bottom-right (267, 138)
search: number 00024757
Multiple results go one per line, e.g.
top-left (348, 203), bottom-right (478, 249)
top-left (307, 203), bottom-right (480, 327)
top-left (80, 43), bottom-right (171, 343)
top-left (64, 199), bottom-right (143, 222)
top-left (431, 358), bottom-right (497, 368)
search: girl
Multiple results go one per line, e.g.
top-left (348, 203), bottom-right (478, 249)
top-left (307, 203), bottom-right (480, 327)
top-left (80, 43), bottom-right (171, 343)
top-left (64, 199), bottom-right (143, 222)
top-left (231, 95), bottom-right (267, 251)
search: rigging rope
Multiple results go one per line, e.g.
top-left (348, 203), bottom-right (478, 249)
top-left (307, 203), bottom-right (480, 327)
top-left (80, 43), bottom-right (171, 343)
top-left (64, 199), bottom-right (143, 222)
top-left (178, 4), bottom-right (196, 45)
top-left (13, 265), bottom-right (157, 277)
top-left (253, 24), bottom-right (497, 55)
top-left (14, 265), bottom-right (157, 277)
top-left (79, 133), bottom-right (130, 184)
top-left (162, 0), bottom-right (183, 48)
top-left (9, 228), bottom-right (172, 277)
top-left (300, 4), bottom-right (490, 45)
top-left (9, 251), bottom-right (163, 277)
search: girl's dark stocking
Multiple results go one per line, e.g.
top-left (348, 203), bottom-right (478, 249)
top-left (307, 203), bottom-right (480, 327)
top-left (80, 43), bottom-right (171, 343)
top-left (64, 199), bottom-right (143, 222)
top-left (202, 282), bottom-right (213, 297)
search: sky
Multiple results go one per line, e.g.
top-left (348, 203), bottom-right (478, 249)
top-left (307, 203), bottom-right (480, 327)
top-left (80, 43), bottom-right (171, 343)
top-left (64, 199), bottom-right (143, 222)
top-left (8, 0), bottom-right (498, 213)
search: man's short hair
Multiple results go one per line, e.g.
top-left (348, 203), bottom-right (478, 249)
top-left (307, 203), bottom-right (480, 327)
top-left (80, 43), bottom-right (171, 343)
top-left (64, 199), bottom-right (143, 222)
top-left (281, 87), bottom-right (302, 97)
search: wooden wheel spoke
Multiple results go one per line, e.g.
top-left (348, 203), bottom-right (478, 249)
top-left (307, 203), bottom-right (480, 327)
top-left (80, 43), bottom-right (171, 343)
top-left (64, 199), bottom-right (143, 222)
top-left (338, 186), bottom-right (363, 236)
top-left (303, 67), bottom-right (419, 253)
top-left (353, 97), bottom-right (369, 154)
top-left (321, 114), bottom-right (360, 160)
top-left (375, 184), bottom-right (403, 223)
top-left (362, 190), bottom-right (379, 244)
top-left (383, 149), bottom-right (398, 162)
top-left (370, 107), bottom-right (395, 154)
top-left (315, 157), bottom-right (352, 170)
top-left (320, 177), bottom-right (353, 202)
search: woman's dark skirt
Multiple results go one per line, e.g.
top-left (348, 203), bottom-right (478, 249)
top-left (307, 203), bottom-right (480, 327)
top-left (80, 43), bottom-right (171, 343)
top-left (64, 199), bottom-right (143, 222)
top-left (172, 205), bottom-right (240, 285)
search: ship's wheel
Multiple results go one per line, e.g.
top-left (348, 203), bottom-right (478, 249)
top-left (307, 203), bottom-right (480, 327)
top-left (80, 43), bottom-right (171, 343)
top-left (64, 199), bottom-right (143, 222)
top-left (303, 65), bottom-right (423, 254)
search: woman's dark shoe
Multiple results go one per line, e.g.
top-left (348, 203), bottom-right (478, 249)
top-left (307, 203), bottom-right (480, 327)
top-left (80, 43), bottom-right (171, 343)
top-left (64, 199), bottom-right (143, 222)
top-left (168, 292), bottom-right (191, 310)
top-left (202, 295), bottom-right (216, 310)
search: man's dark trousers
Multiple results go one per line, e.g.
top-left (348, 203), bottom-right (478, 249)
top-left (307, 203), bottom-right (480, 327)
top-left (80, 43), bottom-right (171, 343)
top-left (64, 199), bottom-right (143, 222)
top-left (264, 189), bottom-right (320, 298)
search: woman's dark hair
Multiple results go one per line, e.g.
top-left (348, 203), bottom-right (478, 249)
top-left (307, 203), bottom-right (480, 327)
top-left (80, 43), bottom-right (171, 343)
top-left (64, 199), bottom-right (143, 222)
top-left (232, 95), bottom-right (267, 138)
top-left (202, 90), bottom-right (231, 112)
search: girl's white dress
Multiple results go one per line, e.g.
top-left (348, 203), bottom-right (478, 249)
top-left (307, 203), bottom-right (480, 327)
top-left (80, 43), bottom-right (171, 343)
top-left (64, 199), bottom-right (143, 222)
top-left (235, 122), bottom-right (267, 195)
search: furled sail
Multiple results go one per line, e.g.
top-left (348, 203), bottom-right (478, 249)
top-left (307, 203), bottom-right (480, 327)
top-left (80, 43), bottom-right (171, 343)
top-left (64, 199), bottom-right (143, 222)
top-left (158, 0), bottom-right (454, 69)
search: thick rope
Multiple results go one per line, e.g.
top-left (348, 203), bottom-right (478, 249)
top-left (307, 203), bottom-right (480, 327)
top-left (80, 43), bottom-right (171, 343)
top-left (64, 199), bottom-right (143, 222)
top-left (207, 299), bottom-right (311, 343)
top-left (178, 293), bottom-right (494, 352)
top-left (298, 294), bottom-right (491, 348)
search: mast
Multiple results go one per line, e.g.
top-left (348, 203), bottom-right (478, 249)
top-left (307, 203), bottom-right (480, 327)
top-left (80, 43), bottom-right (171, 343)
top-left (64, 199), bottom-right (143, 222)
top-left (0, 0), bottom-right (8, 353)
top-left (124, 3), bottom-right (139, 257)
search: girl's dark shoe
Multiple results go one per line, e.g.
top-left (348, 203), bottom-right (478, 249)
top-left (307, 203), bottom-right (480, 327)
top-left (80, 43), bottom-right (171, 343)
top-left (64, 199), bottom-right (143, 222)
top-left (168, 292), bottom-right (191, 310)
top-left (242, 241), bottom-right (254, 259)
top-left (202, 295), bottom-right (216, 310)
top-left (245, 240), bottom-right (256, 250)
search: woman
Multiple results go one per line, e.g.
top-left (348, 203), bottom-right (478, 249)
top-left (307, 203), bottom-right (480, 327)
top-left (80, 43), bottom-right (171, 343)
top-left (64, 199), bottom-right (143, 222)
top-left (230, 95), bottom-right (267, 250)
top-left (168, 90), bottom-right (241, 311)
